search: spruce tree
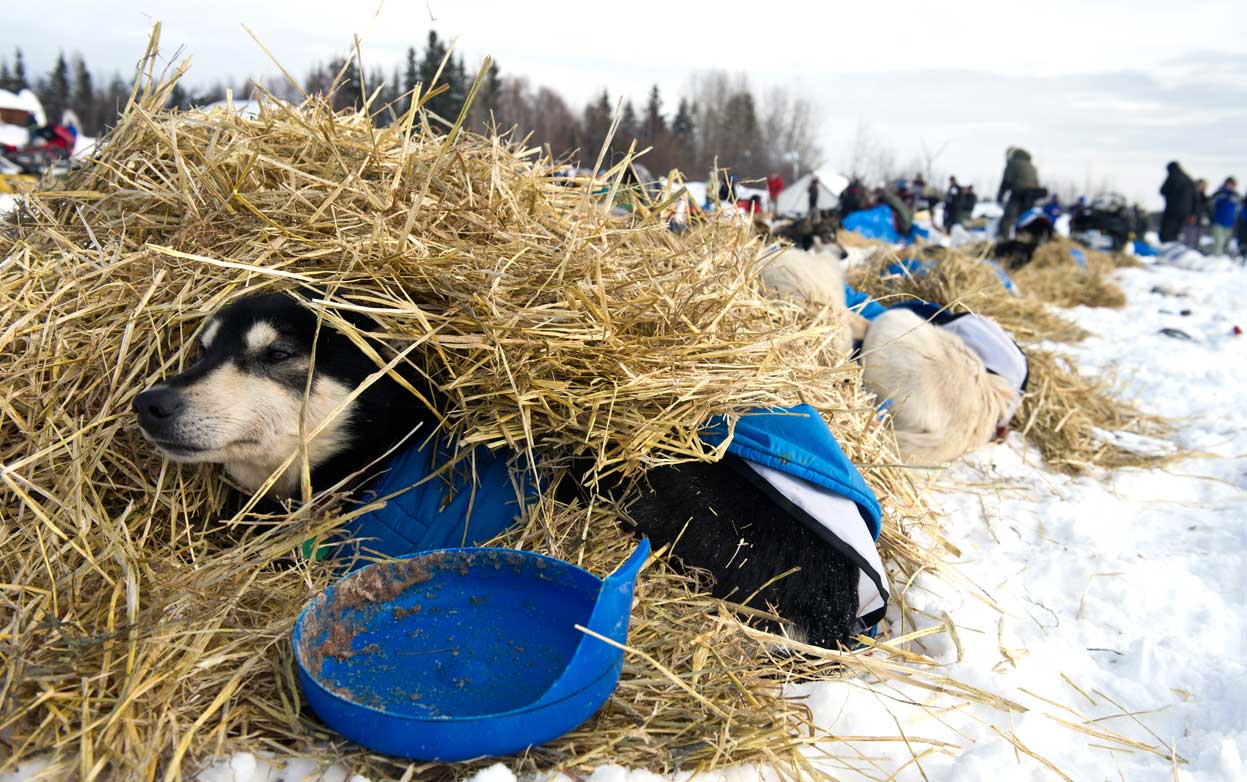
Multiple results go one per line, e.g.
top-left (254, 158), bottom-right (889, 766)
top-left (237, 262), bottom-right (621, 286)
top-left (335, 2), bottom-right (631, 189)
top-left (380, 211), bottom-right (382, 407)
top-left (168, 83), bottom-right (189, 112)
top-left (619, 100), bottom-right (639, 146)
top-left (582, 90), bottom-right (613, 165)
top-left (45, 52), bottom-right (71, 124)
top-left (102, 73), bottom-right (128, 131)
top-left (671, 98), bottom-right (693, 139)
top-left (448, 54), bottom-right (469, 119)
top-left (643, 84), bottom-right (666, 143)
top-left (402, 46), bottom-right (418, 114)
top-left (482, 60), bottom-right (501, 113)
top-left (418, 31), bottom-right (451, 120)
top-left (0, 61), bottom-right (12, 92)
top-left (72, 56), bottom-right (94, 133)
top-left (14, 49), bottom-right (29, 90)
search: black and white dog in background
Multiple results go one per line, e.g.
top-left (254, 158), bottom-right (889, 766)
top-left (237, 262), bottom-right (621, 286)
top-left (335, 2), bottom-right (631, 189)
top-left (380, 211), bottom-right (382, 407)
top-left (133, 292), bottom-right (867, 648)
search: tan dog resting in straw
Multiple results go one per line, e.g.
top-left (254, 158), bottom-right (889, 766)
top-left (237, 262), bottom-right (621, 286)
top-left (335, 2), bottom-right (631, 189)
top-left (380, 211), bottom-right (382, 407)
top-left (756, 244), bottom-right (869, 356)
top-left (753, 242), bottom-right (1025, 465)
top-left (859, 307), bottom-right (1027, 465)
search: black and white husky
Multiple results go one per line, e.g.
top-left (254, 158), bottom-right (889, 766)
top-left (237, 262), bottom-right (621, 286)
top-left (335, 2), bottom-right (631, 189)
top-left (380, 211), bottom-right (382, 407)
top-left (134, 292), bottom-right (862, 648)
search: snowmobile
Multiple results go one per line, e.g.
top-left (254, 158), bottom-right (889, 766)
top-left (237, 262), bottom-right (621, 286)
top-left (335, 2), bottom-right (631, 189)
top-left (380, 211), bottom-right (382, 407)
top-left (1070, 192), bottom-right (1133, 250)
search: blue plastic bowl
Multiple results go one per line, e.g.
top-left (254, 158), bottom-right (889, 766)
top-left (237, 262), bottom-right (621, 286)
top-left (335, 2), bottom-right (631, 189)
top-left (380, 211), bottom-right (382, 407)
top-left (292, 540), bottom-right (649, 761)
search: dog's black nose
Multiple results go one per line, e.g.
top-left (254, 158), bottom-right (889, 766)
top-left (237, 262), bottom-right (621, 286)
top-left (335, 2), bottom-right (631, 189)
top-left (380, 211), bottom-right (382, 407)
top-left (133, 387), bottom-right (184, 425)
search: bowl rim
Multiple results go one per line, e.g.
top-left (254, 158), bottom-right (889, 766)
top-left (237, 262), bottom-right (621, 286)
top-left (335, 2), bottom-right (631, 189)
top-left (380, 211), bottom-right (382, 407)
top-left (292, 546), bottom-right (619, 722)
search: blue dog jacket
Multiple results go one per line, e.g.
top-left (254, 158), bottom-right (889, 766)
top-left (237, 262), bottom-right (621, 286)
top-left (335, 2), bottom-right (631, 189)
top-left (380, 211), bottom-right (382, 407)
top-left (701, 404), bottom-right (889, 630)
top-left (337, 407), bottom-right (890, 630)
top-left (340, 435), bottom-right (535, 566)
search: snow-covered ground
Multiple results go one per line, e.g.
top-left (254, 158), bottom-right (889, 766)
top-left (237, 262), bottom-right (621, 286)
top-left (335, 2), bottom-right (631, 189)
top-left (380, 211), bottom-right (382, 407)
top-left (7, 251), bottom-right (1246, 782)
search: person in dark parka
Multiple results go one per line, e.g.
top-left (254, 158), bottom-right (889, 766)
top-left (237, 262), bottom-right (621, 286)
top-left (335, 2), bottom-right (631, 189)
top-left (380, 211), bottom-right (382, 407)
top-left (1159, 161), bottom-right (1196, 243)
top-left (996, 147), bottom-right (1042, 239)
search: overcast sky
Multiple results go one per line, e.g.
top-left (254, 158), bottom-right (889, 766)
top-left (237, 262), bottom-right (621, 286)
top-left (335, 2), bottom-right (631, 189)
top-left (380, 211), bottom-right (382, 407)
top-left (7, 0), bottom-right (1245, 207)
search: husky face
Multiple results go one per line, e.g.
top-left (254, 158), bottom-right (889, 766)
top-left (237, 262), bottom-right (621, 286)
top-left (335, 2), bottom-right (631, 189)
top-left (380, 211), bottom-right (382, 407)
top-left (133, 293), bottom-right (384, 498)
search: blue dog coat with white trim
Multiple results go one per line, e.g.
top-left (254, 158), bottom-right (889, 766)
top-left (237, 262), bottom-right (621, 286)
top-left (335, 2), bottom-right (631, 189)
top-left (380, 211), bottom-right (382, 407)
top-left (701, 404), bottom-right (889, 630)
top-left (340, 407), bottom-right (890, 630)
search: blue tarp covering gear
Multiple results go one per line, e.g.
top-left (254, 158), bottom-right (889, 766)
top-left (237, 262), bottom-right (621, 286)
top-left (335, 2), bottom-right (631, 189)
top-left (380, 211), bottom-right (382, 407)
top-left (1133, 239), bottom-right (1159, 257)
top-left (342, 439), bottom-right (536, 564)
top-left (844, 285), bottom-right (889, 320)
top-left (842, 204), bottom-right (929, 244)
top-left (843, 204), bottom-right (902, 243)
top-left (700, 405), bottom-right (881, 537)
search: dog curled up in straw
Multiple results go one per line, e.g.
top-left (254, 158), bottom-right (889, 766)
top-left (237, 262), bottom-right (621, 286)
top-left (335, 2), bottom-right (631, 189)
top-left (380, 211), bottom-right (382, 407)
top-left (754, 243), bottom-right (1027, 466)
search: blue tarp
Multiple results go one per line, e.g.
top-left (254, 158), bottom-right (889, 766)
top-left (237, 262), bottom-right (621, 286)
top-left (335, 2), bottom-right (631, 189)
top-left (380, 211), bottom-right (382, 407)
top-left (1132, 239), bottom-right (1159, 257)
top-left (843, 205), bottom-right (902, 244)
top-left (844, 285), bottom-right (889, 320)
top-left (1069, 247), bottom-right (1087, 271)
top-left (843, 205), bottom-right (930, 244)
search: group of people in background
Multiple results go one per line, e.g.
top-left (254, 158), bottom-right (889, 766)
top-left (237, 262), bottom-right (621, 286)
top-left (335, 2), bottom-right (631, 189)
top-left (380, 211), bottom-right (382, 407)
top-left (723, 148), bottom-right (1247, 261)
top-left (1160, 163), bottom-right (1247, 258)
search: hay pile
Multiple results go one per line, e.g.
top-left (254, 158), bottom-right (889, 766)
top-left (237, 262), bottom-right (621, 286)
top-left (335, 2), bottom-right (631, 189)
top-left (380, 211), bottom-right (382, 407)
top-left (1012, 240), bottom-right (1126, 309)
top-left (848, 245), bottom-right (1089, 345)
top-left (846, 247), bottom-right (1172, 473)
top-left (0, 42), bottom-right (980, 780)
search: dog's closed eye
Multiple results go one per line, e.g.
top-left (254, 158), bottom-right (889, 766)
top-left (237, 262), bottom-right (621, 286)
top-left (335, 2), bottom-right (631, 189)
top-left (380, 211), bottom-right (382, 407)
top-left (264, 347), bottom-right (293, 363)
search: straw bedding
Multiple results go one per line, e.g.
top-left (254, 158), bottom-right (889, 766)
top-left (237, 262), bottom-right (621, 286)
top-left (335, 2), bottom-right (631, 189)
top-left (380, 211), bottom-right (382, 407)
top-left (0, 45), bottom-right (970, 780)
top-left (1012, 240), bottom-right (1127, 309)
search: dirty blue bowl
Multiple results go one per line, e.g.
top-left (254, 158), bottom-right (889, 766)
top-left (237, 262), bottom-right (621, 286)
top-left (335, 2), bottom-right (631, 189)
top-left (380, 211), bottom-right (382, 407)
top-left (292, 539), bottom-right (649, 761)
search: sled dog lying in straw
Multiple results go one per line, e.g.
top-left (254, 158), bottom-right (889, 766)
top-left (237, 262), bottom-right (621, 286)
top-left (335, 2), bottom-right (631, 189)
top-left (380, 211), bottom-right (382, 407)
top-left (755, 243), bottom-right (1027, 465)
top-left (859, 307), bottom-right (1027, 465)
top-left (133, 292), bottom-right (888, 649)
top-left (756, 244), bottom-right (869, 354)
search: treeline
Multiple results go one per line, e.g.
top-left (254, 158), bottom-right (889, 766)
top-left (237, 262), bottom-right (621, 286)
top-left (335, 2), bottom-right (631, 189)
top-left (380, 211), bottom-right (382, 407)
top-left (3, 32), bottom-right (821, 180)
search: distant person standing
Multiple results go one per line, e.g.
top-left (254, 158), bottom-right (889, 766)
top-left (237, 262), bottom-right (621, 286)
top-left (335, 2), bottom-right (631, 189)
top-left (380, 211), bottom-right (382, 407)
top-left (996, 147), bottom-right (1042, 239)
top-left (1131, 204), bottom-right (1149, 239)
top-left (959, 185), bottom-right (978, 226)
top-left (766, 172), bottom-right (785, 214)
top-left (1210, 177), bottom-right (1240, 256)
top-left (912, 173), bottom-right (928, 211)
top-left (1236, 188), bottom-right (1247, 262)
top-left (895, 178), bottom-right (916, 212)
top-left (840, 177), bottom-right (867, 216)
top-left (1159, 161), bottom-right (1195, 243)
top-left (1184, 178), bottom-right (1209, 250)
top-left (807, 176), bottom-right (821, 217)
top-left (943, 176), bottom-right (963, 230)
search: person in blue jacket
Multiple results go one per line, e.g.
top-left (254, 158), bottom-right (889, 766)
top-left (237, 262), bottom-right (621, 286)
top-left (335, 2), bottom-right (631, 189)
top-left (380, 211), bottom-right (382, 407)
top-left (1210, 177), bottom-right (1240, 257)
